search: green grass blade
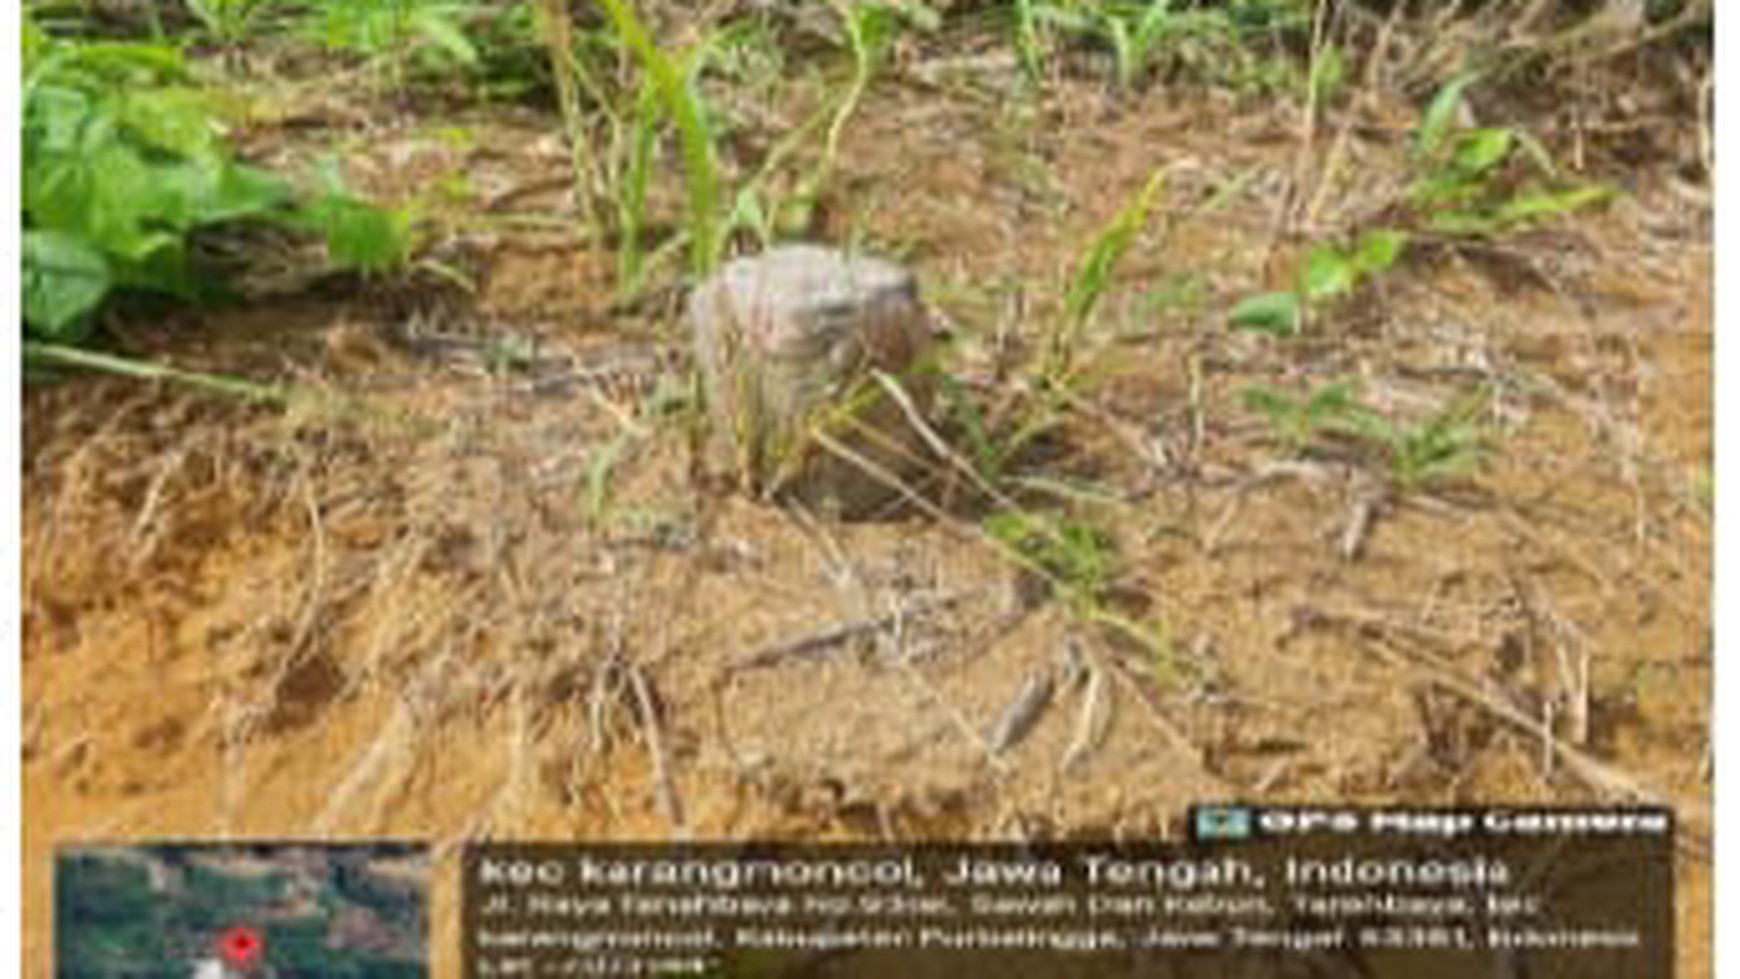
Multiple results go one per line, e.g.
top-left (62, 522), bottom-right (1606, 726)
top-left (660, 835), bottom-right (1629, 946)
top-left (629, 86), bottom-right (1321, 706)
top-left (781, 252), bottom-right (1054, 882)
top-left (593, 0), bottom-right (721, 276)
top-left (1055, 167), bottom-right (1168, 372)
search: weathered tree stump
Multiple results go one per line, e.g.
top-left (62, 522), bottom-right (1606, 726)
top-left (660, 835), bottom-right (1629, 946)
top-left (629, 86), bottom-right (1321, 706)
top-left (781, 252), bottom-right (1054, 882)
top-left (688, 244), bottom-right (936, 516)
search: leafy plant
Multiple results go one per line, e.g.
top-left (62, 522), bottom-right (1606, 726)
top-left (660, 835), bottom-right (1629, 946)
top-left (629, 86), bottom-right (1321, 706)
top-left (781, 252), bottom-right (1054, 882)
top-left (185, 0), bottom-right (283, 45)
top-left (299, 0), bottom-right (481, 88)
top-left (1409, 73), bottom-right (1614, 236)
top-left (1244, 380), bottom-right (1491, 491)
top-left (289, 161), bottom-right (417, 276)
top-left (22, 17), bottom-right (415, 345)
top-left (1230, 74), bottom-right (1611, 338)
top-left (1021, 0), bottom-right (1308, 91)
top-left (555, 0), bottom-right (922, 296)
top-left (984, 508), bottom-right (1116, 610)
top-left (1228, 228), bottom-right (1407, 337)
top-left (1242, 381), bottom-right (1360, 455)
top-left (593, 0), bottom-right (723, 278)
top-left (1045, 167), bottom-right (1168, 379)
top-left (1031, 0), bottom-right (1193, 89)
top-left (1342, 387), bottom-right (1491, 491)
top-left (22, 25), bottom-right (294, 338)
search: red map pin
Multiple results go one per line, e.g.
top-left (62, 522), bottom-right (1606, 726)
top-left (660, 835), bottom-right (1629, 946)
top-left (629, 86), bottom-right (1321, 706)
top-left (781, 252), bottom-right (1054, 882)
top-left (217, 926), bottom-right (264, 969)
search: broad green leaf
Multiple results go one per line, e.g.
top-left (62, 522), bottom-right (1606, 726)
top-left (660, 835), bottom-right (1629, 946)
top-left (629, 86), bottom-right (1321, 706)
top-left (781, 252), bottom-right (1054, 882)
top-left (1228, 291), bottom-right (1302, 335)
top-left (26, 86), bottom-right (97, 153)
top-left (1302, 244), bottom-right (1357, 300)
top-left (85, 142), bottom-right (178, 253)
top-left (23, 18), bottom-right (49, 67)
top-left (25, 149), bottom-right (98, 234)
top-left (199, 163), bottom-right (295, 222)
top-left (115, 88), bottom-right (221, 159)
top-left (299, 194), bottom-right (413, 274)
top-left (1453, 127), bottom-right (1513, 175)
top-left (66, 41), bottom-right (189, 83)
top-left (23, 231), bottom-right (112, 338)
top-left (112, 236), bottom-right (195, 297)
top-left (1353, 229), bottom-right (1408, 275)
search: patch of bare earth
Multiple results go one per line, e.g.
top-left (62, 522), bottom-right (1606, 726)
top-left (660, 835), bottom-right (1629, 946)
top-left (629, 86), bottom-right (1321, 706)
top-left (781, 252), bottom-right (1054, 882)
top-left (24, 66), bottom-right (1710, 979)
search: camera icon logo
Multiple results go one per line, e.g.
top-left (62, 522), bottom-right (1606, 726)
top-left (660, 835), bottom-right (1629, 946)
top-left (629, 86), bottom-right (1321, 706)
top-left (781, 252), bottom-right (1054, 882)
top-left (1192, 806), bottom-right (1254, 842)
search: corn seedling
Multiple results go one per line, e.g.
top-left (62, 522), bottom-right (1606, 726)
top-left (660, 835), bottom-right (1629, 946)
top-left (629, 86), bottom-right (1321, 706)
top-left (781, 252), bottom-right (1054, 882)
top-left (1047, 167), bottom-right (1168, 381)
top-left (1242, 380), bottom-right (1361, 455)
top-left (722, 1), bottom-right (923, 252)
top-left (1243, 378), bottom-right (1490, 491)
top-left (299, 0), bottom-right (481, 91)
top-left (1013, 0), bottom-right (1046, 85)
top-left (1023, 0), bottom-right (1307, 91)
top-left (1029, 0), bottom-right (1189, 89)
top-left (937, 170), bottom-right (1166, 495)
top-left (982, 505), bottom-right (1176, 680)
top-left (984, 509), bottom-right (1115, 612)
top-left (530, 0), bottom-right (608, 237)
top-left (810, 1), bottom-right (905, 218)
top-left (185, 0), bottom-right (283, 46)
top-left (1410, 72), bottom-right (1614, 236)
top-left (594, 0), bottom-right (723, 278)
top-left (1228, 228), bottom-right (1407, 336)
top-left (1352, 387), bottom-right (1491, 491)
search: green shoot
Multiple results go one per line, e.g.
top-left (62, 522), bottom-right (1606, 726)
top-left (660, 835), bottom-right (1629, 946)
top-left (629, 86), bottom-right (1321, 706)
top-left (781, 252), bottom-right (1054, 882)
top-left (1013, 0), bottom-right (1046, 85)
top-left (1230, 228), bottom-right (1407, 337)
top-left (1410, 74), bottom-right (1614, 236)
top-left (1048, 167), bottom-right (1167, 379)
top-left (1344, 387), bottom-right (1491, 491)
top-left (185, 0), bottom-right (282, 46)
top-left (984, 508), bottom-right (1116, 613)
top-left (300, 0), bottom-right (481, 90)
top-left (593, 0), bottom-right (723, 277)
top-left (1246, 381), bottom-right (1492, 491)
top-left (1242, 381), bottom-right (1360, 455)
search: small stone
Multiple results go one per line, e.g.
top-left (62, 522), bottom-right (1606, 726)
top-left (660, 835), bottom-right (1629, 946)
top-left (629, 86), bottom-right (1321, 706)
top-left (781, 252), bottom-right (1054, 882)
top-left (688, 244), bottom-right (935, 516)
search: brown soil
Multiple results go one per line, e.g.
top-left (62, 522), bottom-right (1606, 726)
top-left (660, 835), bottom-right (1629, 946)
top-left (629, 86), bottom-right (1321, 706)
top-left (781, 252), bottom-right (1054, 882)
top-left (23, 35), bottom-right (1711, 979)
